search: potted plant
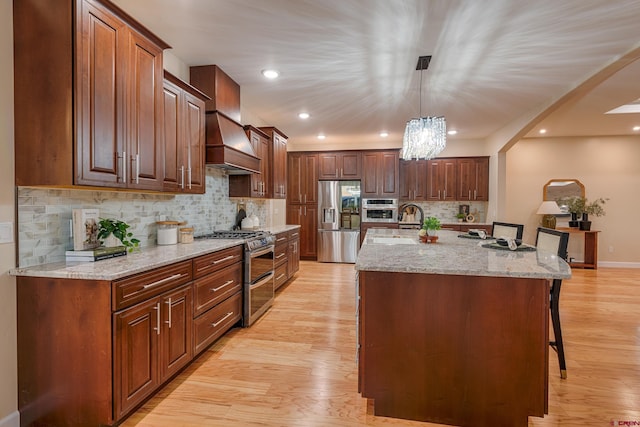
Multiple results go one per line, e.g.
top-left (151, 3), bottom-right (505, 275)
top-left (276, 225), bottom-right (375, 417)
top-left (561, 196), bottom-right (586, 227)
top-left (456, 213), bottom-right (466, 223)
top-left (97, 218), bottom-right (140, 252)
top-left (421, 216), bottom-right (442, 243)
top-left (580, 197), bottom-right (608, 231)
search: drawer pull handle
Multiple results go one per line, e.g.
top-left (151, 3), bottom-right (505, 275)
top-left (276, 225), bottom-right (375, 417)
top-left (143, 274), bottom-right (183, 289)
top-left (277, 237), bottom-right (287, 242)
top-left (153, 302), bottom-right (160, 335)
top-left (276, 253), bottom-right (286, 259)
top-left (165, 297), bottom-right (172, 328)
top-left (212, 311), bottom-right (234, 328)
top-left (276, 273), bottom-right (286, 281)
top-left (291, 232), bottom-right (299, 237)
top-left (211, 280), bottom-right (234, 292)
top-left (211, 255), bottom-right (235, 265)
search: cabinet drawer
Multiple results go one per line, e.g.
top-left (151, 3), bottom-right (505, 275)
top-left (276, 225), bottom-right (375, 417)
top-left (193, 246), bottom-right (243, 279)
top-left (113, 260), bottom-right (192, 311)
top-left (193, 262), bottom-right (242, 317)
top-left (274, 231), bottom-right (289, 245)
top-left (288, 229), bottom-right (300, 241)
top-left (274, 262), bottom-right (288, 290)
top-left (193, 291), bottom-right (242, 355)
top-left (274, 241), bottom-right (288, 267)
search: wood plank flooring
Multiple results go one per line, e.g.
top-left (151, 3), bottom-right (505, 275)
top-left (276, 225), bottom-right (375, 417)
top-left (121, 262), bottom-right (640, 427)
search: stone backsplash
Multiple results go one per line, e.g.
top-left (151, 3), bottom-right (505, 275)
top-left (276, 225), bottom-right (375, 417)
top-left (17, 167), bottom-right (268, 267)
top-left (400, 201), bottom-right (487, 225)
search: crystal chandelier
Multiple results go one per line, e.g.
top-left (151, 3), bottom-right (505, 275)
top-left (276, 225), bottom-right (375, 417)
top-left (401, 56), bottom-right (446, 160)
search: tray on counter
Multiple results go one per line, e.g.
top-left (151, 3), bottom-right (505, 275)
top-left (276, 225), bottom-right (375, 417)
top-left (481, 242), bottom-right (537, 252)
top-left (458, 233), bottom-right (494, 240)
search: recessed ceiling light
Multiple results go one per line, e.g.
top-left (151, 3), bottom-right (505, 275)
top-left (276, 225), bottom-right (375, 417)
top-left (447, 130), bottom-right (457, 135)
top-left (298, 112), bottom-right (310, 119)
top-left (539, 129), bottom-right (547, 134)
top-left (379, 131), bottom-right (389, 138)
top-left (261, 69), bottom-right (279, 79)
top-left (633, 126), bottom-right (640, 131)
top-left (317, 134), bottom-right (326, 140)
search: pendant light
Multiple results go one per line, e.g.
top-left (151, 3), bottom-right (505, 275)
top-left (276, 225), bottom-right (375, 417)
top-left (401, 55), bottom-right (446, 160)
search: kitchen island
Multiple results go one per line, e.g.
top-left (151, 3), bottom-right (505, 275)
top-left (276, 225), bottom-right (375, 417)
top-left (356, 229), bottom-right (571, 427)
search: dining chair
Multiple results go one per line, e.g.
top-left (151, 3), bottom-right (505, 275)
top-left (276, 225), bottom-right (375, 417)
top-left (491, 222), bottom-right (524, 239)
top-left (535, 227), bottom-right (570, 379)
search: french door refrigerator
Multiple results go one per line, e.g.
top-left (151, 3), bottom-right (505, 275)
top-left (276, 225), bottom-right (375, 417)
top-left (317, 180), bottom-right (361, 263)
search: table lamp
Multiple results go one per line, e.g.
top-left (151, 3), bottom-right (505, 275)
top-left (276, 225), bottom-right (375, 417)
top-left (536, 201), bottom-right (563, 229)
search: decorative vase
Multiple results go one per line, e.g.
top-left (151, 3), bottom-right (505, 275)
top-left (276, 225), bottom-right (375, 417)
top-left (427, 229), bottom-right (438, 236)
top-left (579, 220), bottom-right (592, 231)
top-left (103, 234), bottom-right (121, 247)
top-left (419, 235), bottom-right (428, 243)
top-left (582, 213), bottom-right (589, 222)
top-left (427, 235), bottom-right (439, 244)
top-left (568, 212), bottom-right (579, 228)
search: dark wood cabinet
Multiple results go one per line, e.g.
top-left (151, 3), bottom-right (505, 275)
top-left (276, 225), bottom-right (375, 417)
top-left (457, 157), bottom-right (489, 201)
top-left (228, 126), bottom-right (271, 198)
top-left (288, 229), bottom-right (301, 278)
top-left (318, 151), bottom-right (362, 180)
top-left (399, 159), bottom-right (428, 201)
top-left (426, 158), bottom-right (457, 201)
top-left (362, 150), bottom-right (400, 197)
top-left (287, 205), bottom-right (318, 260)
top-left (260, 127), bottom-right (288, 199)
top-left (162, 72), bottom-right (207, 193)
top-left (288, 152), bottom-right (318, 204)
top-left (14, 0), bottom-right (170, 190)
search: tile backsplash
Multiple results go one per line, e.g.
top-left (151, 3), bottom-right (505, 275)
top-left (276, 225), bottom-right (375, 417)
top-left (17, 167), bottom-right (268, 267)
top-left (401, 201), bottom-right (487, 225)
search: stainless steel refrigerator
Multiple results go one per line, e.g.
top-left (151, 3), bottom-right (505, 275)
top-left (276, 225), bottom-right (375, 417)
top-left (317, 180), bottom-right (361, 263)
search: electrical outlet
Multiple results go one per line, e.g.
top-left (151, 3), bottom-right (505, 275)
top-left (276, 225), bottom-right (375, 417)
top-left (238, 203), bottom-right (246, 212)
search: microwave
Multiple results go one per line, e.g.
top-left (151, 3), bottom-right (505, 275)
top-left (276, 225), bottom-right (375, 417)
top-left (362, 198), bottom-right (398, 223)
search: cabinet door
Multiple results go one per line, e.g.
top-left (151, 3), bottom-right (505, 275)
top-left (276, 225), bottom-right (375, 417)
top-left (362, 151), bottom-right (399, 197)
top-left (427, 158), bottom-right (457, 201)
top-left (272, 132), bottom-right (288, 199)
top-left (287, 205), bottom-right (317, 259)
top-left (287, 153), bottom-right (318, 204)
top-left (162, 79), bottom-right (183, 192)
top-left (76, 0), bottom-right (127, 187)
top-left (318, 153), bottom-right (340, 180)
top-left (248, 130), bottom-right (270, 197)
top-left (456, 157), bottom-right (489, 201)
top-left (183, 91), bottom-right (206, 193)
top-left (287, 153), bottom-right (304, 204)
top-left (127, 30), bottom-right (164, 191)
top-left (340, 152), bottom-right (362, 179)
top-left (288, 236), bottom-right (300, 277)
top-left (399, 160), bottom-right (427, 201)
top-left (114, 298), bottom-right (159, 419)
top-left (160, 285), bottom-right (193, 382)
top-left (472, 157), bottom-right (489, 201)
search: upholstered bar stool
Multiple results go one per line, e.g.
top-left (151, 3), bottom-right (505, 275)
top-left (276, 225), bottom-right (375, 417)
top-left (491, 222), bottom-right (524, 239)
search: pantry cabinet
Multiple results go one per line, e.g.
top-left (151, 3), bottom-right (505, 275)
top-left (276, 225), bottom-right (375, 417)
top-left (162, 71), bottom-right (208, 193)
top-left (14, 0), bottom-right (170, 190)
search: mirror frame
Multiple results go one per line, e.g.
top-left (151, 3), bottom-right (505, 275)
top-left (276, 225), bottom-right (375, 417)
top-left (543, 179), bottom-right (585, 202)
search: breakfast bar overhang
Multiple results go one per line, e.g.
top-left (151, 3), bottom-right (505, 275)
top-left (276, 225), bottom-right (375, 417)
top-left (355, 229), bottom-right (571, 427)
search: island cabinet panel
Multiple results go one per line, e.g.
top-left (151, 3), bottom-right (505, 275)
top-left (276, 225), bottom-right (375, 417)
top-left (362, 150), bottom-right (399, 197)
top-left (14, 0), bottom-right (170, 190)
top-left (359, 271), bottom-right (548, 427)
top-left (318, 151), bottom-right (362, 180)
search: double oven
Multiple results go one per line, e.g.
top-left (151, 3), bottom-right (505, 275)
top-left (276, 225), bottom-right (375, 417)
top-left (197, 231), bottom-right (275, 327)
top-left (362, 198), bottom-right (399, 223)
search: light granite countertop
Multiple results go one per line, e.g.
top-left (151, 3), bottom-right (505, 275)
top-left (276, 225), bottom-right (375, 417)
top-left (10, 225), bottom-right (301, 281)
top-left (356, 228), bottom-right (571, 280)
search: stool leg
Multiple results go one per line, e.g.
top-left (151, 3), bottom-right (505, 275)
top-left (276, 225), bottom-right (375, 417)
top-left (550, 279), bottom-right (567, 379)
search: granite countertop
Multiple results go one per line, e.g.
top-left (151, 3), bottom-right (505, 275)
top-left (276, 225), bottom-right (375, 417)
top-left (356, 228), bottom-right (571, 280)
top-left (10, 224), bottom-right (302, 281)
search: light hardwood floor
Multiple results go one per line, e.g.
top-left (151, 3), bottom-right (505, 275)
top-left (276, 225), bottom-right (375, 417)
top-left (122, 262), bottom-right (640, 427)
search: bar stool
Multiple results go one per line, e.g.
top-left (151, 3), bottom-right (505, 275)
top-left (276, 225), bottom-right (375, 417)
top-left (536, 227), bottom-right (570, 379)
top-left (491, 222), bottom-right (524, 239)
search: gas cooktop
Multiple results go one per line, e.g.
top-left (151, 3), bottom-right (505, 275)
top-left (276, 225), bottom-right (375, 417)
top-left (195, 230), bottom-right (275, 251)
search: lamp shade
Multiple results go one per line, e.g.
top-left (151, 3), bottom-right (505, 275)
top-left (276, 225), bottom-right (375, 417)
top-left (536, 201), bottom-right (563, 215)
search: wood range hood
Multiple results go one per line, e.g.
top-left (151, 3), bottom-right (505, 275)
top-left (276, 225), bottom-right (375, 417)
top-left (190, 65), bottom-right (260, 175)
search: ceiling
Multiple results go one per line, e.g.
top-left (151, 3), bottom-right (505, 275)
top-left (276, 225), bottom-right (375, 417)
top-left (112, 0), bottom-right (640, 148)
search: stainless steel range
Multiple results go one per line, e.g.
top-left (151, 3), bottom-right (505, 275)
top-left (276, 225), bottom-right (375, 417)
top-left (197, 230), bottom-right (275, 326)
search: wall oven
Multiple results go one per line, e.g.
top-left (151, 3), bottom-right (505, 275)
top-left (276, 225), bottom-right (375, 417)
top-left (362, 198), bottom-right (399, 223)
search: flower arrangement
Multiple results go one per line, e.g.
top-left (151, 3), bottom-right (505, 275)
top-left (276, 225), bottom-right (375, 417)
top-left (97, 218), bottom-right (140, 252)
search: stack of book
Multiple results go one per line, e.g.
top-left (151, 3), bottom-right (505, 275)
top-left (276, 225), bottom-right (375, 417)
top-left (65, 246), bottom-right (127, 262)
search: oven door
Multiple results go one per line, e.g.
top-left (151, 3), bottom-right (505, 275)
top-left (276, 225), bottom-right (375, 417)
top-left (244, 245), bottom-right (275, 326)
top-left (362, 207), bottom-right (398, 223)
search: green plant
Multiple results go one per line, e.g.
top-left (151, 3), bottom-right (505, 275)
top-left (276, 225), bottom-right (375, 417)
top-left (561, 196), bottom-right (587, 215)
top-left (423, 216), bottom-right (442, 231)
top-left (97, 218), bottom-right (140, 252)
top-left (584, 197), bottom-right (608, 217)
top-left (456, 213), bottom-right (466, 219)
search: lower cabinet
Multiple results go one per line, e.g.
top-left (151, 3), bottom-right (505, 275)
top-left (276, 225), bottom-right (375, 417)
top-left (288, 229), bottom-right (300, 277)
top-left (17, 246), bottom-right (245, 427)
top-left (273, 228), bottom-right (302, 290)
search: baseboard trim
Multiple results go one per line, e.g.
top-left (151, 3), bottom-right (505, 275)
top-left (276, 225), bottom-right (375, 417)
top-left (0, 411), bottom-right (19, 427)
top-left (598, 261), bottom-right (640, 269)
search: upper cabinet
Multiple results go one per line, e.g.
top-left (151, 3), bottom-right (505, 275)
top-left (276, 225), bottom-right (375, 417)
top-left (362, 150), bottom-right (400, 198)
top-left (287, 152), bottom-right (318, 205)
top-left (259, 127), bottom-right (288, 199)
top-left (318, 151), bottom-right (362, 180)
top-left (457, 157), bottom-right (489, 201)
top-left (426, 158), bottom-right (457, 201)
top-left (228, 126), bottom-right (271, 198)
top-left (162, 71), bottom-right (209, 194)
top-left (399, 159), bottom-right (428, 201)
top-left (14, 0), bottom-right (171, 190)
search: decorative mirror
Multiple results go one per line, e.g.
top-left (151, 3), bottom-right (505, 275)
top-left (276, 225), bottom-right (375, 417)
top-left (543, 179), bottom-right (585, 213)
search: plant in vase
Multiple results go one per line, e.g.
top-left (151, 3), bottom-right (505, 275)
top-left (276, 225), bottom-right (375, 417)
top-left (580, 197), bottom-right (608, 231)
top-left (422, 216), bottom-right (442, 243)
top-left (97, 218), bottom-right (140, 252)
top-left (560, 196), bottom-right (586, 227)
top-left (456, 213), bottom-right (466, 223)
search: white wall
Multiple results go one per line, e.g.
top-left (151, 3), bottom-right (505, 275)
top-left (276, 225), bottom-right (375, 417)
top-left (506, 136), bottom-right (640, 265)
top-left (0, 1), bottom-right (18, 425)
